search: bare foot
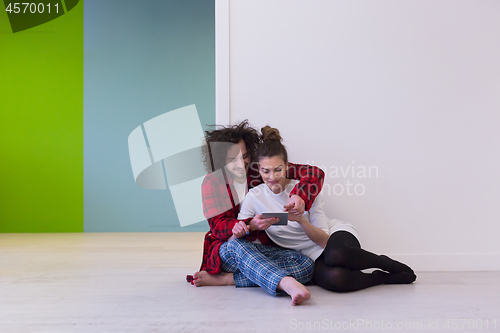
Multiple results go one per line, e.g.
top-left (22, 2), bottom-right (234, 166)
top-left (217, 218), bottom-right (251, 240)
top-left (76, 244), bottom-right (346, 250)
top-left (278, 276), bottom-right (311, 306)
top-left (192, 271), bottom-right (235, 287)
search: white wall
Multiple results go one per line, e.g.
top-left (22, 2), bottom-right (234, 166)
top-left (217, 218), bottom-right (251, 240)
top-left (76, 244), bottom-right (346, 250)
top-left (223, 0), bottom-right (500, 271)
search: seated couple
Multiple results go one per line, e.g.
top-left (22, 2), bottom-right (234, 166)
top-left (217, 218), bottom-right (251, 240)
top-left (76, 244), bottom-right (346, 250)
top-left (188, 121), bottom-right (416, 306)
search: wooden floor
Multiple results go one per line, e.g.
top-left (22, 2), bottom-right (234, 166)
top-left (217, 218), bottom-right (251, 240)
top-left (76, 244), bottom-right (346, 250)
top-left (1, 233), bottom-right (499, 332)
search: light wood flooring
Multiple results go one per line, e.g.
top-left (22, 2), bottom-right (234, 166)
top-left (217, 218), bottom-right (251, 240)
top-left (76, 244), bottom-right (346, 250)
top-left (1, 233), bottom-right (499, 332)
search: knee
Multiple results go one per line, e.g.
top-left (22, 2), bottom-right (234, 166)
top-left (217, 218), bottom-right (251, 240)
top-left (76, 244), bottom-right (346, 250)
top-left (289, 251), bottom-right (314, 266)
top-left (315, 267), bottom-right (351, 292)
top-left (225, 238), bottom-right (250, 255)
top-left (329, 268), bottom-right (351, 292)
top-left (291, 253), bottom-right (315, 283)
top-left (303, 256), bottom-right (315, 281)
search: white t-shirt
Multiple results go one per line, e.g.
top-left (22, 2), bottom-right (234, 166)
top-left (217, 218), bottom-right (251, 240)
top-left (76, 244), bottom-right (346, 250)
top-left (232, 179), bottom-right (248, 205)
top-left (237, 180), bottom-right (330, 260)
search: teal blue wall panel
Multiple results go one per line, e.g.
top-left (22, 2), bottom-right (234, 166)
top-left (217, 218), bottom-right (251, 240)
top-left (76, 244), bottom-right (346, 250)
top-left (84, 0), bottom-right (214, 231)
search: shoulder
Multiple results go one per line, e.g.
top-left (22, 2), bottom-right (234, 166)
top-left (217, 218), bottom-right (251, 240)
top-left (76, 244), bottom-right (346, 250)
top-left (202, 172), bottom-right (229, 196)
top-left (288, 162), bottom-right (325, 178)
top-left (203, 172), bottom-right (224, 187)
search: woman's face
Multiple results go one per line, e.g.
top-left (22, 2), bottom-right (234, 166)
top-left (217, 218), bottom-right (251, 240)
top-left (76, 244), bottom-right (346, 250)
top-left (224, 140), bottom-right (250, 182)
top-left (258, 155), bottom-right (288, 194)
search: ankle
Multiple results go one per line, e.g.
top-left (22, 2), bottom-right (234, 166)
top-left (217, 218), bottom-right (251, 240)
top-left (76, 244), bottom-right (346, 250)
top-left (277, 276), bottom-right (295, 291)
top-left (372, 270), bottom-right (389, 284)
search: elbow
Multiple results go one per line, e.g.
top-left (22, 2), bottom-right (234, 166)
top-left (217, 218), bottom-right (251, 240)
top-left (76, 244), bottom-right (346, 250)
top-left (320, 232), bottom-right (329, 249)
top-left (318, 168), bottom-right (325, 181)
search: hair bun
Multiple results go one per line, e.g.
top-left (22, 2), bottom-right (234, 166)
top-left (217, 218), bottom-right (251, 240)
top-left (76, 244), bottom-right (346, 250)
top-left (261, 126), bottom-right (282, 142)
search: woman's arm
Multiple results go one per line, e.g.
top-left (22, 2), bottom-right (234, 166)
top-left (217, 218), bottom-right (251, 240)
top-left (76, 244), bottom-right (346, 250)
top-left (289, 193), bottom-right (330, 248)
top-left (289, 213), bottom-right (329, 248)
top-left (207, 212), bottom-right (251, 240)
top-left (238, 190), bottom-right (279, 232)
top-left (287, 163), bottom-right (325, 211)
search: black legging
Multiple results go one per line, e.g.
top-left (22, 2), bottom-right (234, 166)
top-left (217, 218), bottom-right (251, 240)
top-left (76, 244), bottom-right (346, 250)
top-left (312, 231), bottom-right (416, 292)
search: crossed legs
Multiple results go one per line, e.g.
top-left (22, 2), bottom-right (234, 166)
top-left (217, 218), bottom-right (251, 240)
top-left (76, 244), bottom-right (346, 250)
top-left (312, 231), bottom-right (416, 292)
top-left (195, 238), bottom-right (314, 305)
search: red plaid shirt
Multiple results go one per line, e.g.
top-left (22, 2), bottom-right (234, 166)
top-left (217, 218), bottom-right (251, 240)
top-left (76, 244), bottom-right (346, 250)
top-left (200, 162), bottom-right (325, 274)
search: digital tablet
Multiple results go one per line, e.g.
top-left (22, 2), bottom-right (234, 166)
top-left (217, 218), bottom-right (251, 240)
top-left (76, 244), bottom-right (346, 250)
top-left (261, 212), bottom-right (289, 225)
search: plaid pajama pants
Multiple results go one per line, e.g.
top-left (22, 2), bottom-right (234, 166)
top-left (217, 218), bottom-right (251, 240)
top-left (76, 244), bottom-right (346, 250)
top-left (219, 238), bottom-right (314, 296)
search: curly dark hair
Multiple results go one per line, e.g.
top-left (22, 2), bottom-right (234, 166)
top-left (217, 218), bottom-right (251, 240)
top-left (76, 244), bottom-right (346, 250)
top-left (201, 120), bottom-right (260, 172)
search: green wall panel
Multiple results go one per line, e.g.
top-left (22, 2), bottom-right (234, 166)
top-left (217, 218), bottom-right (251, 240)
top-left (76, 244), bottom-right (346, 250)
top-left (0, 1), bottom-right (83, 232)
